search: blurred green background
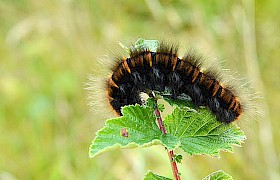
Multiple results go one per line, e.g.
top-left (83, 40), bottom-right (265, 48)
top-left (1, 0), bottom-right (280, 179)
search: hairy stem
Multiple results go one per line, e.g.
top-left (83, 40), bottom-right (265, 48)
top-left (152, 97), bottom-right (181, 180)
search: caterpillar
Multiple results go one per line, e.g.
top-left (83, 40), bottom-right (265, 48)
top-left (106, 42), bottom-right (243, 124)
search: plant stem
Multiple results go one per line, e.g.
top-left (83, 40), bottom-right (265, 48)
top-left (153, 99), bottom-right (181, 180)
top-left (154, 106), bottom-right (167, 135)
top-left (167, 149), bottom-right (181, 180)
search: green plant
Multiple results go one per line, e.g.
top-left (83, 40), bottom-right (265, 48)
top-left (88, 39), bottom-right (246, 180)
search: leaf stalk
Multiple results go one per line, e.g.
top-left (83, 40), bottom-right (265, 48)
top-left (152, 97), bottom-right (181, 180)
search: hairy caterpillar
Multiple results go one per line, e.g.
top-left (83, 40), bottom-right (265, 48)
top-left (106, 42), bottom-right (243, 123)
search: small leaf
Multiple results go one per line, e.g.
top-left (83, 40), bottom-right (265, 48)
top-left (143, 171), bottom-right (172, 180)
top-left (165, 107), bottom-right (246, 157)
top-left (89, 105), bottom-right (179, 158)
top-left (118, 38), bottom-right (160, 53)
top-left (146, 98), bottom-right (157, 109)
top-left (157, 104), bottom-right (165, 112)
top-left (203, 170), bottom-right (233, 180)
top-left (174, 154), bottom-right (182, 163)
top-left (146, 98), bottom-right (164, 112)
top-left (133, 38), bottom-right (160, 52)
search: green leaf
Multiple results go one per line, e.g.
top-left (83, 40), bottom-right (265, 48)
top-left (143, 171), bottom-right (172, 180)
top-left (203, 170), bottom-right (233, 180)
top-left (133, 38), bottom-right (160, 52)
top-left (89, 105), bottom-right (179, 158)
top-left (157, 104), bottom-right (165, 112)
top-left (146, 98), bottom-right (157, 109)
top-left (146, 97), bottom-right (165, 112)
top-left (118, 38), bottom-right (160, 53)
top-left (173, 154), bottom-right (182, 163)
top-left (164, 107), bottom-right (246, 157)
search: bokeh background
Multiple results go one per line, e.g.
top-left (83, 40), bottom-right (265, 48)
top-left (1, 0), bottom-right (280, 179)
